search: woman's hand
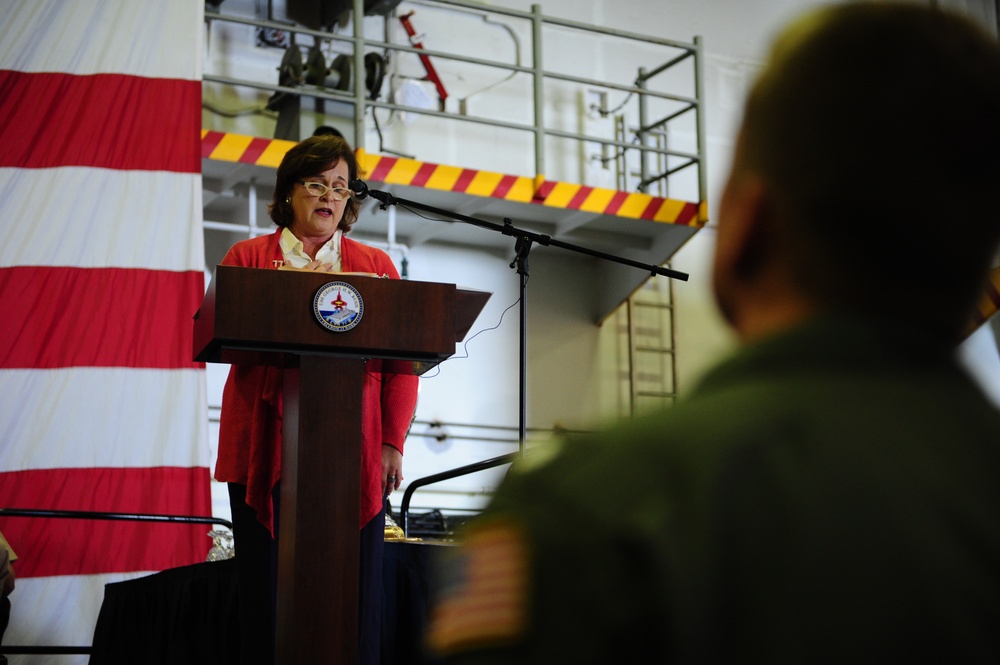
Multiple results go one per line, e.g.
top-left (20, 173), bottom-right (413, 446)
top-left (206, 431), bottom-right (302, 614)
top-left (304, 259), bottom-right (335, 272)
top-left (277, 260), bottom-right (335, 272)
top-left (382, 444), bottom-right (403, 495)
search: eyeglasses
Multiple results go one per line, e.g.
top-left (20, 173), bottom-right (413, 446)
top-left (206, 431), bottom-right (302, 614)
top-left (297, 180), bottom-right (353, 201)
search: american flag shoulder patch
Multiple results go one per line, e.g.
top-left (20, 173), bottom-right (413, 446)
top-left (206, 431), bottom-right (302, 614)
top-left (426, 517), bottom-right (530, 655)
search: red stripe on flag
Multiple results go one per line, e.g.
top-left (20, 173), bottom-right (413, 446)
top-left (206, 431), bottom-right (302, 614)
top-left (366, 156), bottom-right (398, 182)
top-left (0, 466), bottom-right (212, 578)
top-left (0, 266), bottom-right (204, 369)
top-left (0, 70), bottom-right (200, 173)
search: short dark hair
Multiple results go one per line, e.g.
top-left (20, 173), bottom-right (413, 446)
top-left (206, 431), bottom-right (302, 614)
top-left (312, 125), bottom-right (345, 139)
top-left (739, 3), bottom-right (1000, 344)
top-left (268, 134), bottom-right (361, 233)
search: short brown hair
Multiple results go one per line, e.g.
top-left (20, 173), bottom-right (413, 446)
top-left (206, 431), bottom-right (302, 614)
top-left (268, 134), bottom-right (362, 233)
top-left (739, 3), bottom-right (1000, 344)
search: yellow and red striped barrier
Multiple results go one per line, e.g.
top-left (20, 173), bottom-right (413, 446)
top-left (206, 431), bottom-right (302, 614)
top-left (202, 131), bottom-right (708, 228)
top-left (201, 130), bottom-right (296, 168)
top-left (203, 131), bottom-right (1000, 335)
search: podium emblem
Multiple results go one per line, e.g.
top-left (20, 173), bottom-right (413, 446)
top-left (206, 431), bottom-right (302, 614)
top-left (313, 281), bottom-right (364, 332)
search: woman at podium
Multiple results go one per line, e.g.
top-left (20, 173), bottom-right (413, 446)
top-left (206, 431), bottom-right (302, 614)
top-left (214, 134), bottom-right (419, 665)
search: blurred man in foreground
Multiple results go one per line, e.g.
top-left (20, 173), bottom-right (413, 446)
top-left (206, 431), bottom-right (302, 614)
top-left (427, 3), bottom-right (1000, 662)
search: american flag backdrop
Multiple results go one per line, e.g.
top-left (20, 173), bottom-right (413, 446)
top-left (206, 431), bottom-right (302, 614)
top-left (0, 0), bottom-right (210, 657)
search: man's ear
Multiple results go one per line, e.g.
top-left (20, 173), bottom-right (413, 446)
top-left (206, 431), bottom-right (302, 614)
top-left (715, 168), bottom-right (815, 339)
top-left (712, 171), bottom-right (777, 330)
top-left (716, 173), bottom-right (774, 283)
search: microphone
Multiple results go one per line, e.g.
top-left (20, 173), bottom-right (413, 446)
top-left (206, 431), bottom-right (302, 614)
top-left (348, 178), bottom-right (369, 201)
top-left (349, 178), bottom-right (396, 206)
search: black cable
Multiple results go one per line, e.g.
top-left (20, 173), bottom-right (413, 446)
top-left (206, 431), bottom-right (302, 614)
top-left (371, 105), bottom-right (386, 153)
top-left (419, 294), bottom-right (521, 379)
top-left (598, 132), bottom-right (641, 165)
top-left (595, 89), bottom-right (636, 117)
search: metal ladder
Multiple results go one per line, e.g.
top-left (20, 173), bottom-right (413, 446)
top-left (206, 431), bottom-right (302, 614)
top-left (624, 273), bottom-right (677, 415)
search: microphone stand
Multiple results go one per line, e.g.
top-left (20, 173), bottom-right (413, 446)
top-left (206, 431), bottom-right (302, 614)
top-left (359, 186), bottom-right (689, 457)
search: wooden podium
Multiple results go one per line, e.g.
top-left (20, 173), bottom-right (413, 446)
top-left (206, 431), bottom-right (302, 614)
top-left (193, 265), bottom-right (489, 663)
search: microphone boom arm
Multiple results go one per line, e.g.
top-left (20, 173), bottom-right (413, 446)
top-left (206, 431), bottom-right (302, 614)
top-left (358, 184), bottom-right (689, 280)
top-left (352, 179), bottom-right (690, 457)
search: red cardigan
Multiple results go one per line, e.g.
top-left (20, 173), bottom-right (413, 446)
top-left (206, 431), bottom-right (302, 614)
top-left (214, 230), bottom-right (419, 533)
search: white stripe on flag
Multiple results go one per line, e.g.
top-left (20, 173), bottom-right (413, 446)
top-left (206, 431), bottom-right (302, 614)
top-left (0, 0), bottom-right (209, 656)
top-left (0, 167), bottom-right (203, 272)
top-left (0, 0), bottom-right (202, 79)
top-left (5, 572), bottom-right (155, 665)
top-left (0, 367), bottom-right (209, 471)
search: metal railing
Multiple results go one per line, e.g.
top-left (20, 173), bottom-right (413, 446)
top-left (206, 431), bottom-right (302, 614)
top-left (0, 508), bottom-right (232, 657)
top-left (0, 508), bottom-right (232, 530)
top-left (399, 452), bottom-right (518, 537)
top-left (395, 418), bottom-right (597, 537)
top-left (203, 0), bottom-right (705, 199)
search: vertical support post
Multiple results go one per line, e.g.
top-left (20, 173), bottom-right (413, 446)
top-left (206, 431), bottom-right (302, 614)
top-left (694, 35), bottom-right (707, 216)
top-left (636, 66), bottom-right (649, 193)
top-left (519, 266), bottom-right (528, 457)
top-left (352, 0), bottom-right (367, 150)
top-left (531, 4), bottom-right (545, 180)
top-left (667, 274), bottom-right (678, 406)
top-left (626, 297), bottom-right (636, 417)
top-left (276, 356), bottom-right (364, 664)
top-left (248, 178), bottom-right (259, 239)
top-left (615, 115), bottom-right (626, 191)
top-left (512, 234), bottom-right (532, 458)
top-left (657, 122), bottom-right (668, 198)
